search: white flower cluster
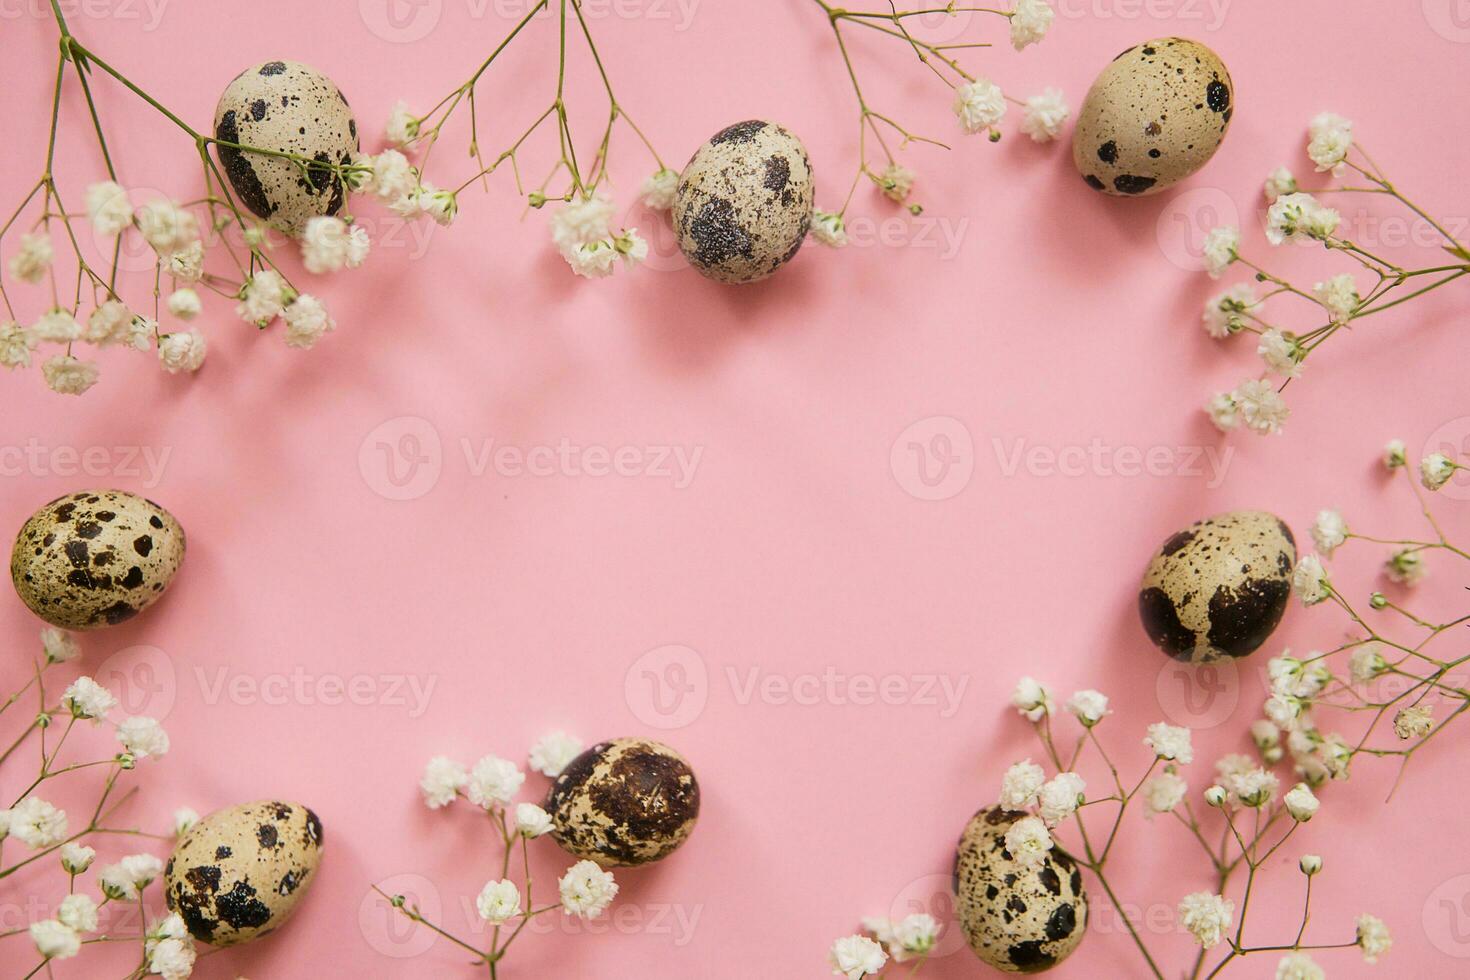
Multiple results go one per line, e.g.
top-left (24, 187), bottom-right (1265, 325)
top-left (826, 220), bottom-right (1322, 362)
top-left (548, 192), bottom-right (649, 279)
top-left (829, 912), bottom-right (939, 978)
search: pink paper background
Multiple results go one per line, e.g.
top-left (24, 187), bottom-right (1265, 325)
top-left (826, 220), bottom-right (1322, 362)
top-left (3, 0), bottom-right (1470, 976)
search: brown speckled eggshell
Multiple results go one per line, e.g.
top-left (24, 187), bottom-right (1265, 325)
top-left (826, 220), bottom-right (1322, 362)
top-left (1139, 510), bottom-right (1296, 663)
top-left (1072, 38), bottom-right (1233, 196)
top-left (10, 489), bottom-right (184, 630)
top-left (954, 805), bottom-right (1088, 973)
top-left (673, 120), bottom-right (814, 284)
top-left (164, 801), bottom-right (323, 947)
top-left (213, 61), bottom-right (358, 236)
top-left (544, 738), bottom-right (699, 867)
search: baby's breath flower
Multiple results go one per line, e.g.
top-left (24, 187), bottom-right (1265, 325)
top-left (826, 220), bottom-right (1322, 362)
top-left (475, 879), bottom-right (522, 924)
top-left (63, 676), bottom-right (116, 722)
top-left (1310, 509), bottom-right (1348, 556)
top-left (953, 79), bottom-right (1006, 135)
top-left (1299, 854), bottom-right (1322, 875)
top-left (1313, 273), bottom-right (1359, 323)
top-left (1020, 88), bottom-right (1069, 142)
top-left (999, 759), bottom-right (1045, 810)
top-left (137, 200), bottom-right (199, 257)
top-left (829, 934), bottom-right (887, 979)
top-left (1385, 548), bottom-right (1425, 586)
top-left (29, 920), bottom-right (79, 960)
top-left (60, 842), bottom-right (95, 874)
top-left (361, 149), bottom-right (419, 202)
top-left (1382, 439), bottom-right (1407, 470)
top-left (173, 807), bottom-right (200, 837)
top-left (1258, 329), bottom-right (1305, 378)
top-left (1178, 892), bottom-right (1233, 949)
top-left (385, 100), bottom-right (420, 146)
top-left (1203, 284), bottom-right (1255, 340)
top-left (157, 330), bottom-right (207, 375)
top-left (1420, 453), bottom-right (1456, 491)
top-left (1276, 951), bottom-right (1324, 980)
top-left (639, 168), bottom-right (680, 211)
top-left (1201, 225), bottom-right (1239, 278)
top-left (86, 181), bottom-right (133, 237)
top-left (1008, 0), bottom-right (1054, 50)
top-left (167, 288), bottom-right (202, 321)
top-left (466, 755), bottom-right (524, 809)
top-left (236, 270), bottom-right (290, 327)
top-left (889, 913), bottom-right (939, 960)
top-left (1292, 555), bottom-right (1330, 605)
top-left (876, 164), bottom-right (915, 203)
top-left (1233, 379), bottom-right (1289, 435)
top-left (811, 210), bottom-right (848, 248)
top-left (1065, 690), bottom-right (1109, 726)
top-left (1143, 770), bottom-right (1187, 816)
top-left (32, 310), bottom-right (83, 344)
top-left (1393, 704), bottom-right (1433, 739)
top-left (9, 797), bottom-right (67, 848)
top-left (1003, 815), bottom-right (1053, 865)
top-left (1348, 645), bottom-right (1387, 684)
top-left (1263, 166), bottom-right (1298, 203)
top-left (1283, 782), bottom-right (1319, 821)
top-left (528, 732), bottom-right (582, 778)
top-left (58, 894), bottom-right (98, 933)
top-left (1355, 913), bottom-right (1391, 963)
top-left (1266, 192), bottom-right (1339, 245)
top-left (0, 319), bottom-right (35, 369)
top-left (420, 756), bottom-right (467, 809)
top-left (283, 295), bottom-right (336, 350)
top-left (515, 802), bottom-right (553, 838)
top-left (116, 716), bottom-right (169, 759)
top-left (302, 216), bottom-right (371, 274)
top-left (1250, 719), bottom-right (1281, 750)
top-left (1145, 722), bottom-right (1193, 763)
top-left (1205, 391), bottom-right (1239, 432)
top-left (1307, 112), bottom-right (1353, 174)
top-left (167, 240), bottom-right (204, 283)
top-left (10, 232), bottom-right (54, 284)
top-left (1011, 677), bottom-right (1052, 721)
top-left (552, 193), bottom-right (615, 254)
top-left (612, 228), bottom-right (649, 268)
top-left (41, 627), bottom-right (80, 664)
top-left (1265, 692), bottom-right (1304, 731)
top-left (1037, 772), bottom-right (1085, 825)
top-left (1203, 785), bottom-right (1228, 807)
top-left (558, 860), bottom-right (618, 918)
top-left (42, 355), bottom-right (100, 396)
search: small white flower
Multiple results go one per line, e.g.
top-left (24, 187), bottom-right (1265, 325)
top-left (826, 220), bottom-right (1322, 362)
top-left (116, 716), bottom-right (169, 759)
top-left (1143, 771), bottom-right (1187, 816)
top-left (552, 193), bottom-right (616, 255)
top-left (1257, 329), bottom-right (1304, 378)
top-left (612, 228), bottom-right (649, 268)
top-left (466, 755), bottom-right (525, 808)
top-left (1201, 225), bottom-right (1240, 278)
top-left (167, 240), bottom-right (204, 284)
top-left (0, 319), bottom-right (36, 369)
top-left (58, 894), bottom-right (98, 933)
top-left (1263, 166), bottom-right (1298, 203)
top-left (953, 79), bottom-right (1007, 135)
top-left (10, 232), bottom-right (54, 284)
top-left (1385, 548), bottom-right (1426, 585)
top-left (877, 164), bottom-right (915, 203)
top-left (86, 181), bottom-right (133, 237)
top-left (146, 914), bottom-right (188, 946)
top-left (1020, 88), bottom-right (1069, 142)
top-left (1011, 677), bottom-right (1052, 721)
top-left (420, 184), bottom-right (458, 227)
top-left (889, 913), bottom-right (939, 959)
top-left (1145, 722), bottom-right (1193, 763)
top-left (1276, 951), bottom-right (1325, 980)
top-left (1178, 891), bottom-right (1234, 949)
top-left (1065, 689), bottom-right (1109, 726)
top-left (1319, 733), bottom-right (1353, 780)
top-left (32, 310), bottom-right (83, 344)
top-left (1227, 767), bottom-right (1278, 808)
top-left (1037, 772), bottom-right (1085, 825)
top-left (1205, 391), bottom-right (1239, 432)
top-left (1310, 510), bottom-right (1348, 556)
top-left (639, 168), bottom-right (680, 211)
top-left (529, 731), bottom-right (583, 778)
top-left (42, 355), bottom-right (100, 396)
top-left (829, 934), bottom-right (888, 978)
top-left (558, 860), bottom-right (618, 918)
top-left (475, 879), bottom-right (523, 924)
top-left (1307, 112), bottom-right (1353, 174)
top-left (362, 149), bottom-right (419, 202)
top-left (236, 270), bottom-right (290, 326)
top-left (1420, 453), bottom-right (1456, 491)
top-left (565, 238), bottom-right (619, 278)
top-left (137, 200), bottom-right (199, 257)
top-left (1203, 785), bottom-right (1228, 807)
top-left (63, 676), bottom-right (117, 721)
top-left (1299, 854), bottom-right (1322, 875)
top-left (30, 920), bottom-right (80, 960)
top-left (385, 100), bottom-right (420, 146)
top-left (41, 627), bottom-right (80, 664)
top-left (1251, 719), bottom-right (1281, 750)
top-left (1284, 782), bottom-right (1319, 821)
top-left (1313, 273), bottom-right (1359, 323)
top-left (147, 935), bottom-right (197, 980)
top-left (167, 289), bottom-right (202, 321)
top-left (9, 797), bottom-right (68, 848)
top-left (1008, 0), bottom-right (1054, 50)
top-left (283, 294), bottom-right (336, 350)
top-left (811, 210), bottom-right (848, 248)
top-left (98, 853), bottom-right (164, 899)
top-left (1264, 692), bottom-right (1304, 731)
top-left (1266, 192), bottom-right (1339, 245)
top-left (1233, 379), bottom-right (1289, 435)
top-left (420, 756), bottom-right (467, 809)
top-left (157, 330), bottom-right (207, 375)
top-left (1003, 815), bottom-right (1053, 865)
top-left (1356, 913), bottom-right (1391, 963)
top-left (173, 808), bottom-right (200, 837)
top-left (515, 802), bottom-right (554, 838)
top-left (999, 759), bottom-right (1045, 810)
top-left (1382, 439), bottom-right (1407, 470)
top-left (1393, 704), bottom-right (1433, 740)
top-left (61, 842), bottom-right (95, 873)
top-left (302, 216), bottom-right (371, 274)
top-left (1268, 655), bottom-right (1305, 695)
top-left (1348, 645), bottom-right (1387, 684)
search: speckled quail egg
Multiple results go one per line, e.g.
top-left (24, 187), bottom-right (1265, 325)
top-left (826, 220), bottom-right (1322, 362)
top-left (954, 805), bottom-right (1088, 973)
top-left (544, 738), bottom-right (699, 867)
top-left (214, 61), bottom-right (359, 235)
top-left (673, 120), bottom-right (814, 283)
top-left (10, 490), bottom-right (184, 630)
top-left (1073, 38), bottom-right (1234, 196)
top-left (165, 800), bottom-right (323, 946)
top-left (1139, 510), bottom-right (1296, 662)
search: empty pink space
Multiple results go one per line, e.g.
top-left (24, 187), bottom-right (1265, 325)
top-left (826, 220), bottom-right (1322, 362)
top-left (2, 0), bottom-right (1468, 977)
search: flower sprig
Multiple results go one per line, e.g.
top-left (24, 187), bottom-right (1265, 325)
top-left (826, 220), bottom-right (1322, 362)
top-left (1201, 113), bottom-right (1470, 435)
top-left (372, 0), bottom-right (667, 279)
top-left (381, 732), bottom-right (627, 978)
top-left (0, 627), bottom-right (199, 979)
top-left (805, 0), bottom-right (1067, 249)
